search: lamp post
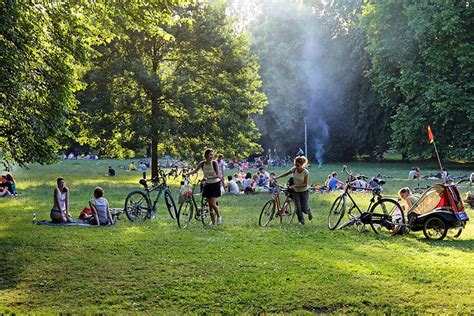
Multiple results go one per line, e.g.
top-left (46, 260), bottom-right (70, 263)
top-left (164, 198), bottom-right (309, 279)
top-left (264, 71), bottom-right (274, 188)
top-left (304, 118), bottom-right (308, 159)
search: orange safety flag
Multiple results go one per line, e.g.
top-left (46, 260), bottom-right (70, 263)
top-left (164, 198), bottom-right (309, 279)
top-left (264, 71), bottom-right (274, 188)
top-left (427, 125), bottom-right (434, 143)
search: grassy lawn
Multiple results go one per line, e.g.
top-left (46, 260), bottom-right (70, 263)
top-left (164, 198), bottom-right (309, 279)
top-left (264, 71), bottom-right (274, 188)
top-left (1, 159), bottom-right (473, 313)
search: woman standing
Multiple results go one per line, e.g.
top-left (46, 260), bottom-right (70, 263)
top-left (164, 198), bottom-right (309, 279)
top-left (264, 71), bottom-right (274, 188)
top-left (51, 177), bottom-right (72, 223)
top-left (186, 149), bottom-right (222, 225)
top-left (276, 156), bottom-right (313, 225)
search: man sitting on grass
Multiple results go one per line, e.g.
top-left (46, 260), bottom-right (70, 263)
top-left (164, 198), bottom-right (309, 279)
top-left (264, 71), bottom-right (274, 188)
top-left (107, 166), bottom-right (116, 177)
top-left (328, 172), bottom-right (344, 190)
top-left (225, 175), bottom-right (240, 195)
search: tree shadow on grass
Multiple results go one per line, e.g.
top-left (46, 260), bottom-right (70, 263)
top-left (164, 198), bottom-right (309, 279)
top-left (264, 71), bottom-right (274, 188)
top-left (0, 235), bottom-right (28, 292)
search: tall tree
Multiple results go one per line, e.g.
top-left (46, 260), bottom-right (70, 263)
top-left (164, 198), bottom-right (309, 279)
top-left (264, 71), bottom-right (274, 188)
top-left (77, 2), bottom-right (267, 175)
top-left (0, 0), bottom-right (179, 168)
top-left (362, 0), bottom-right (474, 160)
top-left (0, 1), bottom-right (83, 167)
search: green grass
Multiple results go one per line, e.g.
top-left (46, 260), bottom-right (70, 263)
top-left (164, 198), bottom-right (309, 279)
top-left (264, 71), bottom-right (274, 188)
top-left (1, 159), bottom-right (473, 314)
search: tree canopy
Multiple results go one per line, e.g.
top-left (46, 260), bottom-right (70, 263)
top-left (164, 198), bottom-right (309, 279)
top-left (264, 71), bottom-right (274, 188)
top-left (1, 0), bottom-right (472, 167)
top-left (75, 2), bottom-right (266, 175)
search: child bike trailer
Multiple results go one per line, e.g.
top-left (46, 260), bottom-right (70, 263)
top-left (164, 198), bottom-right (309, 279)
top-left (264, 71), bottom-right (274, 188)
top-left (408, 183), bottom-right (469, 240)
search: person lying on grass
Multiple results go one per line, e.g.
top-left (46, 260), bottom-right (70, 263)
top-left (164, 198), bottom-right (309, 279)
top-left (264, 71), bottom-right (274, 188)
top-left (51, 177), bottom-right (73, 223)
top-left (89, 187), bottom-right (114, 226)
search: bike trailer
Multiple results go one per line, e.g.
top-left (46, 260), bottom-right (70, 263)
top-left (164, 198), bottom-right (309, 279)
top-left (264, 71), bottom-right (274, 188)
top-left (408, 183), bottom-right (469, 234)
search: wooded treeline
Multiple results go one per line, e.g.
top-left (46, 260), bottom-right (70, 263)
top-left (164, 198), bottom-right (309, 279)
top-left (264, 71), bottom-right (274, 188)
top-left (250, 0), bottom-right (473, 162)
top-left (1, 0), bottom-right (472, 170)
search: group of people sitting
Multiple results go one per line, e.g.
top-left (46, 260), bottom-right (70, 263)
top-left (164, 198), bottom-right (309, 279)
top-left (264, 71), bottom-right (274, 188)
top-left (50, 177), bottom-right (114, 225)
top-left (128, 161), bottom-right (149, 172)
top-left (224, 167), bottom-right (276, 195)
top-left (0, 173), bottom-right (16, 197)
top-left (321, 172), bottom-right (381, 192)
top-left (62, 152), bottom-right (99, 160)
top-left (223, 169), bottom-right (386, 195)
top-left (408, 166), bottom-right (450, 180)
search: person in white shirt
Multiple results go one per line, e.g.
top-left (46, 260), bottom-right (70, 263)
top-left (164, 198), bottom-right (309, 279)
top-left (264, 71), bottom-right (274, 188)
top-left (139, 161), bottom-right (148, 172)
top-left (225, 176), bottom-right (240, 195)
top-left (351, 176), bottom-right (369, 192)
top-left (50, 177), bottom-right (72, 223)
top-left (408, 167), bottom-right (417, 179)
top-left (89, 187), bottom-right (114, 226)
top-left (258, 167), bottom-right (270, 181)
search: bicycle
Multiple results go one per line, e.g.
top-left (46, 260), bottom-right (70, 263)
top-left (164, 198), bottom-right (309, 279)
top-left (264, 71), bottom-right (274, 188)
top-left (259, 183), bottom-right (296, 226)
top-left (169, 165), bottom-right (198, 182)
top-left (176, 175), bottom-right (212, 228)
top-left (328, 165), bottom-right (405, 235)
top-left (124, 169), bottom-right (177, 222)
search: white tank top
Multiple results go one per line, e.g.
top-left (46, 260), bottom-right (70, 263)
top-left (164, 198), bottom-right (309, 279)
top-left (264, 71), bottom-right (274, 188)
top-left (202, 161), bottom-right (220, 184)
top-left (53, 190), bottom-right (67, 212)
top-left (92, 198), bottom-right (109, 224)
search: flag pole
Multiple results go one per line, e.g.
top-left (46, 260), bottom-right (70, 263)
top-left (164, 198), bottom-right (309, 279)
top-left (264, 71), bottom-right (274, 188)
top-left (428, 125), bottom-right (444, 182)
top-left (432, 139), bottom-right (444, 177)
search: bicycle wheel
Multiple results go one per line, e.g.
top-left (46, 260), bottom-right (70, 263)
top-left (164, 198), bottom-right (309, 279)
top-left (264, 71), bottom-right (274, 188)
top-left (328, 195), bottom-right (346, 230)
top-left (199, 197), bottom-right (212, 226)
top-left (259, 199), bottom-right (276, 227)
top-left (177, 200), bottom-right (193, 228)
top-left (164, 190), bottom-right (177, 220)
top-left (124, 190), bottom-right (151, 222)
top-left (280, 199), bottom-right (296, 225)
top-left (423, 217), bottom-right (447, 240)
top-left (369, 198), bottom-right (405, 235)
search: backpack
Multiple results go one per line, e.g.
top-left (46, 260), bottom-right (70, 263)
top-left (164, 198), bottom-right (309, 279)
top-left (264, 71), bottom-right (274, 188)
top-left (79, 207), bottom-right (92, 220)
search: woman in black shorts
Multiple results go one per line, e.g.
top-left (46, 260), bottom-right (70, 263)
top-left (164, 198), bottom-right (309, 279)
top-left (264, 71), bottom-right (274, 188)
top-left (186, 148), bottom-right (222, 225)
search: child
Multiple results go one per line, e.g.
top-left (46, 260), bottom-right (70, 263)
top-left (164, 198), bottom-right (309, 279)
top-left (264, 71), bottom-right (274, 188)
top-left (89, 187), bottom-right (114, 226)
top-left (398, 187), bottom-right (419, 211)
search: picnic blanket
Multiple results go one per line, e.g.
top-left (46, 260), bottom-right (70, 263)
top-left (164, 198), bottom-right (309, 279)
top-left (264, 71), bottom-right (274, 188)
top-left (36, 221), bottom-right (115, 227)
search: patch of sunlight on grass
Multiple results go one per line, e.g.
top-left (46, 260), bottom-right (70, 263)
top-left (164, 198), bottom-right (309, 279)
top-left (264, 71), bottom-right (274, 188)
top-left (123, 226), bottom-right (145, 235)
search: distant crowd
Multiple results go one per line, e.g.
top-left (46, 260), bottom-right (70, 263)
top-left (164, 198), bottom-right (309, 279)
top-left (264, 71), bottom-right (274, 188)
top-left (62, 152), bottom-right (100, 160)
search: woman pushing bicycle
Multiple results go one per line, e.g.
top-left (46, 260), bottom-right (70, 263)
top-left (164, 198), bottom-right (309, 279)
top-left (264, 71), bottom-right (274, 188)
top-left (275, 156), bottom-right (313, 225)
top-left (185, 148), bottom-right (223, 225)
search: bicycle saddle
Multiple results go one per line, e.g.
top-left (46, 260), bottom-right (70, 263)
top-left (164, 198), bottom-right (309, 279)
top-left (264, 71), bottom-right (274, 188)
top-left (378, 180), bottom-right (386, 186)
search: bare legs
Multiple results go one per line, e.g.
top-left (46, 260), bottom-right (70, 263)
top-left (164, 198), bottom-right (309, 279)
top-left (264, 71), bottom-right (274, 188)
top-left (209, 197), bottom-right (220, 225)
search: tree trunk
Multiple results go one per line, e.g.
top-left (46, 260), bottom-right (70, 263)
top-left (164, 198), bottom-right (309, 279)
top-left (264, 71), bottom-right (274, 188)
top-left (151, 97), bottom-right (159, 178)
top-left (150, 37), bottom-right (161, 178)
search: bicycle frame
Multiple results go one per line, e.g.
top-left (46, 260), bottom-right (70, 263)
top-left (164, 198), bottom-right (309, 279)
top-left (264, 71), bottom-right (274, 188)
top-left (179, 176), bottom-right (208, 223)
top-left (145, 181), bottom-right (169, 212)
top-left (276, 188), bottom-right (293, 215)
top-left (333, 167), bottom-right (384, 229)
top-left (339, 185), bottom-right (381, 218)
top-left (140, 168), bottom-right (176, 214)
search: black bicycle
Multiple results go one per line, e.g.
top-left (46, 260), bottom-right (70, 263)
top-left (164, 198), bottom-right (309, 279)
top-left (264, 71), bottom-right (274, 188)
top-left (328, 165), bottom-right (405, 235)
top-left (124, 169), bottom-right (177, 222)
